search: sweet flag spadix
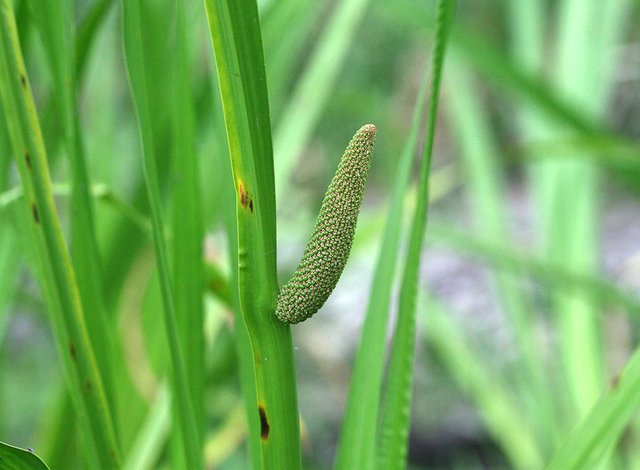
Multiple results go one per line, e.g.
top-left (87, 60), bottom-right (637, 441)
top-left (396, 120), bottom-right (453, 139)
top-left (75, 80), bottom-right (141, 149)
top-left (276, 124), bottom-right (377, 324)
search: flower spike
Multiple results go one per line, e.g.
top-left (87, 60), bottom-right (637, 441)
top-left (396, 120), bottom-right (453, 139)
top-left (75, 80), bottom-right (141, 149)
top-left (276, 124), bottom-right (377, 324)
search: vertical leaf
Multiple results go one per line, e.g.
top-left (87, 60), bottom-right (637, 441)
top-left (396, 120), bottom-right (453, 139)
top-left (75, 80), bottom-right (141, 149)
top-left (120, 0), bottom-right (201, 467)
top-left (29, 0), bottom-right (119, 417)
top-left (172, 0), bottom-right (205, 459)
top-left (377, 1), bottom-right (456, 467)
top-left (0, 0), bottom-right (120, 466)
top-left (203, 0), bottom-right (301, 468)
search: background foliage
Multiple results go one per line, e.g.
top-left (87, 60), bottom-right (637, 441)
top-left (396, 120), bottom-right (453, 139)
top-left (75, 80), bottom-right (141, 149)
top-left (2, 0), bottom-right (640, 468)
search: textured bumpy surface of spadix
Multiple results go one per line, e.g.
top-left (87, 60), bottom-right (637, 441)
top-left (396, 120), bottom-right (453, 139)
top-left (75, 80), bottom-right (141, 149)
top-left (276, 124), bottom-right (377, 324)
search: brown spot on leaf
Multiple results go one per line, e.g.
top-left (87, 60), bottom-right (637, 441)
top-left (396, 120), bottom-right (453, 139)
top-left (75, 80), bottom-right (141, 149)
top-left (611, 372), bottom-right (621, 389)
top-left (69, 343), bottom-right (76, 360)
top-left (238, 180), bottom-right (249, 209)
top-left (258, 405), bottom-right (270, 440)
top-left (237, 179), bottom-right (254, 213)
top-left (24, 151), bottom-right (31, 169)
top-left (32, 204), bottom-right (39, 224)
top-left (20, 74), bottom-right (26, 87)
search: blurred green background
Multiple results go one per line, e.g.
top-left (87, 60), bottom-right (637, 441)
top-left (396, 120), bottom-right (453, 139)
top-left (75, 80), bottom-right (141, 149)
top-left (2, 0), bottom-right (640, 468)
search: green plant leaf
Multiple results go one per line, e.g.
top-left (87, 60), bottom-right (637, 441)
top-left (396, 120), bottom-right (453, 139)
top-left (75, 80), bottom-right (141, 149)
top-left (377, 1), bottom-right (456, 468)
top-left (120, 0), bottom-right (201, 467)
top-left (0, 442), bottom-right (50, 470)
top-left (29, 0), bottom-right (120, 420)
top-left (0, 1), bottom-right (120, 466)
top-left (203, 0), bottom-right (301, 468)
top-left (171, 0), bottom-right (205, 459)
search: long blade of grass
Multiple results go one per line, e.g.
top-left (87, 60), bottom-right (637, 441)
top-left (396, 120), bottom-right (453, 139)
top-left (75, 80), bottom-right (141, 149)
top-left (171, 0), bottom-right (205, 457)
top-left (0, 1), bottom-right (120, 467)
top-left (205, 95), bottom-right (264, 468)
top-left (30, 0), bottom-right (119, 416)
top-left (334, 68), bottom-right (430, 470)
top-left (376, 1), bottom-right (456, 467)
top-left (120, 1), bottom-right (201, 467)
top-left (202, 1), bottom-right (301, 468)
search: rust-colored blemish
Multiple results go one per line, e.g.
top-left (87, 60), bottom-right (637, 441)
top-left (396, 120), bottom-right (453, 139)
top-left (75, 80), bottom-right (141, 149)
top-left (69, 343), bottom-right (76, 360)
top-left (20, 74), bottom-right (26, 88)
top-left (258, 405), bottom-right (270, 440)
top-left (611, 372), bottom-right (621, 390)
top-left (238, 179), bottom-right (255, 213)
top-left (24, 151), bottom-right (31, 169)
top-left (32, 203), bottom-right (39, 224)
top-left (238, 180), bottom-right (249, 209)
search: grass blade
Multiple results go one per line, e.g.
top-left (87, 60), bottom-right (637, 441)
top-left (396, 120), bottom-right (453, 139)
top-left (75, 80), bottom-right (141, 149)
top-left (76, 0), bottom-right (114, 82)
top-left (377, 1), bottom-right (456, 467)
top-left (0, 0), bottom-right (120, 466)
top-left (120, 1), bottom-right (201, 467)
top-left (29, 0), bottom-right (120, 418)
top-left (203, 0), bottom-right (301, 468)
top-left (171, 0), bottom-right (205, 456)
top-left (0, 121), bottom-right (19, 344)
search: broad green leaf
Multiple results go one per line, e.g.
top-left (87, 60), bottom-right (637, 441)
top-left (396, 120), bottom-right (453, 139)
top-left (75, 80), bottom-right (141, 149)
top-left (0, 442), bottom-right (50, 470)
